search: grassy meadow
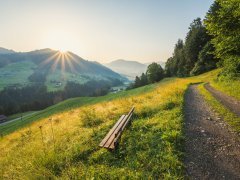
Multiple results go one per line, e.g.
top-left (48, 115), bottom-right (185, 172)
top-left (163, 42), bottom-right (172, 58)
top-left (0, 61), bottom-right (35, 91)
top-left (45, 70), bottom-right (89, 92)
top-left (0, 69), bottom-right (239, 179)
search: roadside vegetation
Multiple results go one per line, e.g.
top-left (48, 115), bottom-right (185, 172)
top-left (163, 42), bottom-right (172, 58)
top-left (210, 78), bottom-right (240, 100)
top-left (198, 83), bottom-right (240, 132)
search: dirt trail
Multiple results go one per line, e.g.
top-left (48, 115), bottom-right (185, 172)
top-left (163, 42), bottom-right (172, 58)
top-left (184, 84), bottom-right (240, 179)
top-left (204, 83), bottom-right (240, 117)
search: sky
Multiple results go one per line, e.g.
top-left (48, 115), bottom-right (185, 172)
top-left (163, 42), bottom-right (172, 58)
top-left (0, 0), bottom-right (214, 63)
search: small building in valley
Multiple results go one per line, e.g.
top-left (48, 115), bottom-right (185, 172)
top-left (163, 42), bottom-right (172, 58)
top-left (0, 115), bottom-right (7, 123)
top-left (55, 82), bottom-right (62, 87)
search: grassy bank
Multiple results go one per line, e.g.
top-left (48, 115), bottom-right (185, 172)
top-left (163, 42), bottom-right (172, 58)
top-left (197, 69), bottom-right (240, 100)
top-left (0, 69), bottom-right (239, 179)
top-left (210, 79), bottom-right (240, 101)
top-left (198, 83), bottom-right (240, 132)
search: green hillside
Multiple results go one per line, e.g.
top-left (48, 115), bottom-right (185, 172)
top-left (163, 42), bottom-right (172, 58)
top-left (0, 61), bottom-right (36, 91)
top-left (0, 80), bottom-right (158, 135)
top-left (1, 69), bottom-right (239, 179)
top-left (0, 49), bottom-right (125, 92)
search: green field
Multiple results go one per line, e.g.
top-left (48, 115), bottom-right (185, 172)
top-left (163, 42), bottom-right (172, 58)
top-left (45, 70), bottom-right (90, 91)
top-left (0, 61), bottom-right (35, 91)
top-left (0, 69), bottom-right (239, 179)
top-left (0, 61), bottom-right (120, 92)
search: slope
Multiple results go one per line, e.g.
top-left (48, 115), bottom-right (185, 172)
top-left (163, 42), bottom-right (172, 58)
top-left (0, 69), bottom-right (239, 179)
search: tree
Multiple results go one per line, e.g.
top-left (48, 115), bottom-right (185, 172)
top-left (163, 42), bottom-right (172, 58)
top-left (165, 39), bottom-right (186, 77)
top-left (204, 0), bottom-right (240, 77)
top-left (133, 76), bottom-right (141, 88)
top-left (146, 63), bottom-right (164, 83)
top-left (190, 42), bottom-right (218, 75)
top-left (140, 73), bottom-right (148, 86)
top-left (184, 18), bottom-right (211, 74)
top-left (165, 17), bottom-right (219, 77)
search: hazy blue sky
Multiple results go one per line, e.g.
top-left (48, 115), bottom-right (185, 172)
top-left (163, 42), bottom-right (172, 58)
top-left (0, 0), bottom-right (214, 63)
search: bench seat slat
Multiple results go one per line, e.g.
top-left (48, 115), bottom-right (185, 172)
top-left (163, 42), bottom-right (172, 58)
top-left (103, 115), bottom-right (128, 148)
top-left (99, 115), bottom-right (126, 147)
top-left (108, 113), bottom-right (133, 149)
top-left (99, 107), bottom-right (135, 150)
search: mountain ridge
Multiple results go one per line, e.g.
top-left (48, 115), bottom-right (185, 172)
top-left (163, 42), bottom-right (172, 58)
top-left (0, 48), bottom-right (125, 91)
top-left (0, 47), bottom-right (15, 54)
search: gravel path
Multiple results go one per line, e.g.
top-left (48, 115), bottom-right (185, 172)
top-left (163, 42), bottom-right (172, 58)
top-left (184, 84), bottom-right (240, 179)
top-left (204, 83), bottom-right (240, 117)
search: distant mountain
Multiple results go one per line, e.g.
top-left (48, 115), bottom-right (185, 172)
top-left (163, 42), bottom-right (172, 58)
top-left (0, 47), bottom-right (15, 54)
top-left (105, 59), bottom-right (166, 80)
top-left (105, 59), bottom-right (147, 80)
top-left (0, 48), bottom-right (125, 91)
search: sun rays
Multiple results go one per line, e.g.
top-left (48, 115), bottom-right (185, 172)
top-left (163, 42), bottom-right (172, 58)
top-left (40, 50), bottom-right (79, 78)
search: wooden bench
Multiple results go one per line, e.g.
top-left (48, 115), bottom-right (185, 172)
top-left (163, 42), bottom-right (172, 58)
top-left (99, 107), bottom-right (135, 150)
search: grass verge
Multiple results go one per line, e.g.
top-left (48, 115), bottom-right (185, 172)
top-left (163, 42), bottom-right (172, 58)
top-left (198, 83), bottom-right (240, 132)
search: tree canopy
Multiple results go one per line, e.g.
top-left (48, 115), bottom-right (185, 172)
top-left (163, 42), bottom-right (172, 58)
top-left (165, 18), bottom-right (219, 77)
top-left (129, 63), bottom-right (164, 89)
top-left (146, 63), bottom-right (164, 83)
top-left (204, 0), bottom-right (240, 78)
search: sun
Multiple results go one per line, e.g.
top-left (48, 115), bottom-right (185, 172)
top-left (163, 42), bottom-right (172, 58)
top-left (58, 49), bottom-right (68, 54)
top-left (43, 29), bottom-right (77, 54)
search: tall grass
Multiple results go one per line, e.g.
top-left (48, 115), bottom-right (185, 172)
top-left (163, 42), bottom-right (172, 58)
top-left (0, 78), bottom-right (194, 179)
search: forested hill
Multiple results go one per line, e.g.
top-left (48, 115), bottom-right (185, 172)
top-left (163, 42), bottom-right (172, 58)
top-left (0, 49), bottom-right (126, 115)
top-left (0, 48), bottom-right (124, 89)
